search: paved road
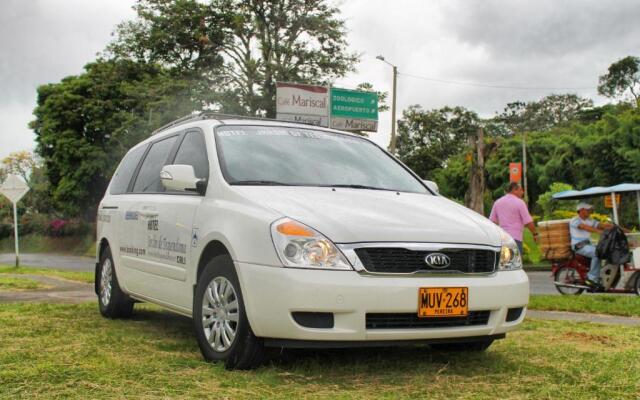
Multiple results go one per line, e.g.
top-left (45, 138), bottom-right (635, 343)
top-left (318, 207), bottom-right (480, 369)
top-left (0, 253), bottom-right (95, 271)
top-left (527, 270), bottom-right (558, 295)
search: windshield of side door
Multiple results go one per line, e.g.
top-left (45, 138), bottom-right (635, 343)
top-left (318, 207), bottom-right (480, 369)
top-left (214, 125), bottom-right (429, 194)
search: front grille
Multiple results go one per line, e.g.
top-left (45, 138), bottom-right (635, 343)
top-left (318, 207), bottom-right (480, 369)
top-left (354, 247), bottom-right (498, 274)
top-left (366, 311), bottom-right (491, 330)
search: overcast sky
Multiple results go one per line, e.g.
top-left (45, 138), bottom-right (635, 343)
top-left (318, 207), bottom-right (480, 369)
top-left (1, 0), bottom-right (639, 159)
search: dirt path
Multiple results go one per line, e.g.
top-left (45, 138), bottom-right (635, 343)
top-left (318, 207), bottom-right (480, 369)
top-left (0, 273), bottom-right (95, 304)
top-left (1, 274), bottom-right (639, 327)
top-left (526, 309), bottom-right (640, 326)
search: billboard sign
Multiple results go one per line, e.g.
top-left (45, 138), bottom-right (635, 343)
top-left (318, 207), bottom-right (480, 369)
top-left (276, 82), bottom-right (329, 127)
top-left (330, 87), bottom-right (378, 132)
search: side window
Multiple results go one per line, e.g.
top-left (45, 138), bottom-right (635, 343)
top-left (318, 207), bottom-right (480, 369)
top-left (132, 136), bottom-right (178, 193)
top-left (173, 131), bottom-right (209, 180)
top-left (109, 145), bottom-right (147, 195)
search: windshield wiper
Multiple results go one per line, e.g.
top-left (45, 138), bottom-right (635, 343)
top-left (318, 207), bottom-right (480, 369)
top-left (230, 180), bottom-right (291, 186)
top-left (320, 184), bottom-right (395, 191)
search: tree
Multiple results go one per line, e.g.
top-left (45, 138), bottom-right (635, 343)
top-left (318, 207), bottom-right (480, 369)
top-left (396, 105), bottom-right (481, 179)
top-left (597, 56), bottom-right (640, 103)
top-left (496, 94), bottom-right (593, 133)
top-left (536, 182), bottom-right (575, 220)
top-left (30, 59), bottom-right (198, 217)
top-left (108, 0), bottom-right (359, 117)
top-left (2, 151), bottom-right (36, 186)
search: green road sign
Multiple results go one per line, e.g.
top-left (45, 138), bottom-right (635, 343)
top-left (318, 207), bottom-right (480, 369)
top-left (330, 88), bottom-right (378, 120)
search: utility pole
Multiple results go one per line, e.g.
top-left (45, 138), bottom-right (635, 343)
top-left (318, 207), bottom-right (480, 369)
top-left (376, 55), bottom-right (398, 153)
top-left (522, 131), bottom-right (528, 203)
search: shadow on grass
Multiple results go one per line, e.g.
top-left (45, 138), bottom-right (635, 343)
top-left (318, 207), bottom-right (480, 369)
top-left (125, 306), bottom-right (516, 378)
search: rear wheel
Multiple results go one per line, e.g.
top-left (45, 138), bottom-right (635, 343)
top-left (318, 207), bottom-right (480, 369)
top-left (554, 266), bottom-right (584, 295)
top-left (430, 339), bottom-right (494, 352)
top-left (193, 255), bottom-right (265, 370)
top-left (97, 246), bottom-right (134, 318)
top-left (634, 272), bottom-right (640, 296)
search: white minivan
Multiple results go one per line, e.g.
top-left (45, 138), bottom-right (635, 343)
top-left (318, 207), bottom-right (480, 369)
top-left (96, 113), bottom-right (529, 369)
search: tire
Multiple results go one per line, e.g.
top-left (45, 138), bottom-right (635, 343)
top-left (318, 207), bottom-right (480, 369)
top-left (430, 339), bottom-right (494, 352)
top-left (193, 254), bottom-right (265, 370)
top-left (97, 245), bottom-right (134, 318)
top-left (634, 273), bottom-right (640, 296)
top-left (554, 266), bottom-right (585, 295)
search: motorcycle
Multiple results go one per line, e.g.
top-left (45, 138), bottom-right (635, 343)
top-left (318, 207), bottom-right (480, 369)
top-left (548, 183), bottom-right (640, 296)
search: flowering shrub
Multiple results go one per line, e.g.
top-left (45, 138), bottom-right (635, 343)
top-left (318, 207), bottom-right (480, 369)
top-left (48, 219), bottom-right (67, 236)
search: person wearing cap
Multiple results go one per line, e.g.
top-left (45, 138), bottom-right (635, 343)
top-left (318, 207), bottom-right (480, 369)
top-left (489, 182), bottom-right (537, 256)
top-left (570, 203), bottom-right (615, 288)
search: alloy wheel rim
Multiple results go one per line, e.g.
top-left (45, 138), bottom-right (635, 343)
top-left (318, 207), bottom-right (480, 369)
top-left (202, 276), bottom-right (239, 352)
top-left (100, 258), bottom-right (113, 306)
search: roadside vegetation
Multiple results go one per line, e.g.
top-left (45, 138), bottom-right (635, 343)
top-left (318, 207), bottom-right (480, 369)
top-left (0, 234), bottom-right (94, 256)
top-left (0, 302), bottom-right (638, 399)
top-left (530, 294), bottom-right (640, 318)
top-left (0, 265), bottom-right (93, 284)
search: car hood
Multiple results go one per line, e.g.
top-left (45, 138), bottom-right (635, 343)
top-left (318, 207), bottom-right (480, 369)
top-left (233, 186), bottom-right (501, 246)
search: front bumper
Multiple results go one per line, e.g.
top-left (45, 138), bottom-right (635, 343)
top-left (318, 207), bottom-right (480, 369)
top-left (236, 262), bottom-right (529, 343)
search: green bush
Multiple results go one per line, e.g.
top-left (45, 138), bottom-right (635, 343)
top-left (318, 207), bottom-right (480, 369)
top-left (19, 213), bottom-right (49, 235)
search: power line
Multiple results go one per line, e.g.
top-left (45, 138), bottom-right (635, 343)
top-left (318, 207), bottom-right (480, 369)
top-left (399, 72), bottom-right (595, 91)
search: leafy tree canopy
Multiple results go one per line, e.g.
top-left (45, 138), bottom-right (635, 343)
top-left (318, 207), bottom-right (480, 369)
top-left (396, 105), bottom-right (481, 179)
top-left (597, 55), bottom-right (640, 103)
top-left (495, 94), bottom-right (593, 133)
top-left (107, 0), bottom-right (359, 117)
top-left (30, 59), bottom-right (199, 217)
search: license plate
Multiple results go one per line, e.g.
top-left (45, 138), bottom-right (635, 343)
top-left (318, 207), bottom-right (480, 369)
top-left (418, 287), bottom-right (468, 317)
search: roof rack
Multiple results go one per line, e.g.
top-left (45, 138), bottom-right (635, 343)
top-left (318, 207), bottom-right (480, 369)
top-left (151, 111), bottom-right (322, 135)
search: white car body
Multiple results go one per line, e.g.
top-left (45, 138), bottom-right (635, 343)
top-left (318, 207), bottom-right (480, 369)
top-left (96, 116), bottom-right (528, 352)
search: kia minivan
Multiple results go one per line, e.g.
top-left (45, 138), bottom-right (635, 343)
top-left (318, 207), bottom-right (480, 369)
top-left (96, 113), bottom-right (529, 369)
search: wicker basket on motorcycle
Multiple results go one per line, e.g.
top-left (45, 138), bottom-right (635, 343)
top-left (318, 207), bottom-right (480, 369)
top-left (538, 219), bottom-right (572, 260)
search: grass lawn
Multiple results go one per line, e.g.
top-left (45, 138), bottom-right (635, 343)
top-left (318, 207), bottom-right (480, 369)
top-left (1, 302), bottom-right (639, 399)
top-left (0, 265), bottom-right (93, 284)
top-left (529, 294), bottom-right (640, 318)
top-left (0, 276), bottom-right (47, 291)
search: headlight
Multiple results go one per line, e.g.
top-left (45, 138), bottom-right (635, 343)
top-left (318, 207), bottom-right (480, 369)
top-left (270, 218), bottom-right (352, 270)
top-left (498, 229), bottom-right (522, 271)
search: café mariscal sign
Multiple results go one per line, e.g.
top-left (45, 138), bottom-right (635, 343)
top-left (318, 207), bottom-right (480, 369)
top-left (275, 82), bottom-right (378, 132)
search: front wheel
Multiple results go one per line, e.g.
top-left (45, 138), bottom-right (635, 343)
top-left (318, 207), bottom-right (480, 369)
top-left (97, 246), bottom-right (134, 318)
top-left (430, 339), bottom-right (494, 352)
top-left (193, 255), bottom-right (265, 370)
top-left (554, 266), bottom-right (584, 295)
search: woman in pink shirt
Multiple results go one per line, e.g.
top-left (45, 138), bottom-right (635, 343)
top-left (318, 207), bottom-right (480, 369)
top-left (489, 182), bottom-right (538, 255)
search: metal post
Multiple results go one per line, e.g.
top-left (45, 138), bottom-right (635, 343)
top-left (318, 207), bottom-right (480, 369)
top-left (327, 84), bottom-right (332, 129)
top-left (611, 192), bottom-right (619, 225)
top-left (636, 191), bottom-right (640, 227)
top-left (13, 201), bottom-right (19, 268)
top-left (389, 65), bottom-right (398, 153)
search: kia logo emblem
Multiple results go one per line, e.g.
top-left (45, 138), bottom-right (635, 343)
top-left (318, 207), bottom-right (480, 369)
top-left (425, 253), bottom-right (451, 269)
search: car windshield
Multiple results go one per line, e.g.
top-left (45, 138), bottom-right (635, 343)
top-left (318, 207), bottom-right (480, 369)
top-left (214, 125), bottom-right (429, 194)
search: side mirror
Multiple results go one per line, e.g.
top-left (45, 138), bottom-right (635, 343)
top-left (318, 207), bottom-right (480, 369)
top-left (161, 165), bottom-right (206, 195)
top-left (423, 179), bottom-right (439, 194)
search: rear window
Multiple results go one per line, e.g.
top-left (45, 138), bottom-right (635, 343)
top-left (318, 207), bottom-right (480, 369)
top-left (109, 145), bottom-right (147, 195)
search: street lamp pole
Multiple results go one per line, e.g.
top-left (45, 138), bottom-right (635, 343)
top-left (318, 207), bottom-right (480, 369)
top-left (376, 55), bottom-right (398, 153)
